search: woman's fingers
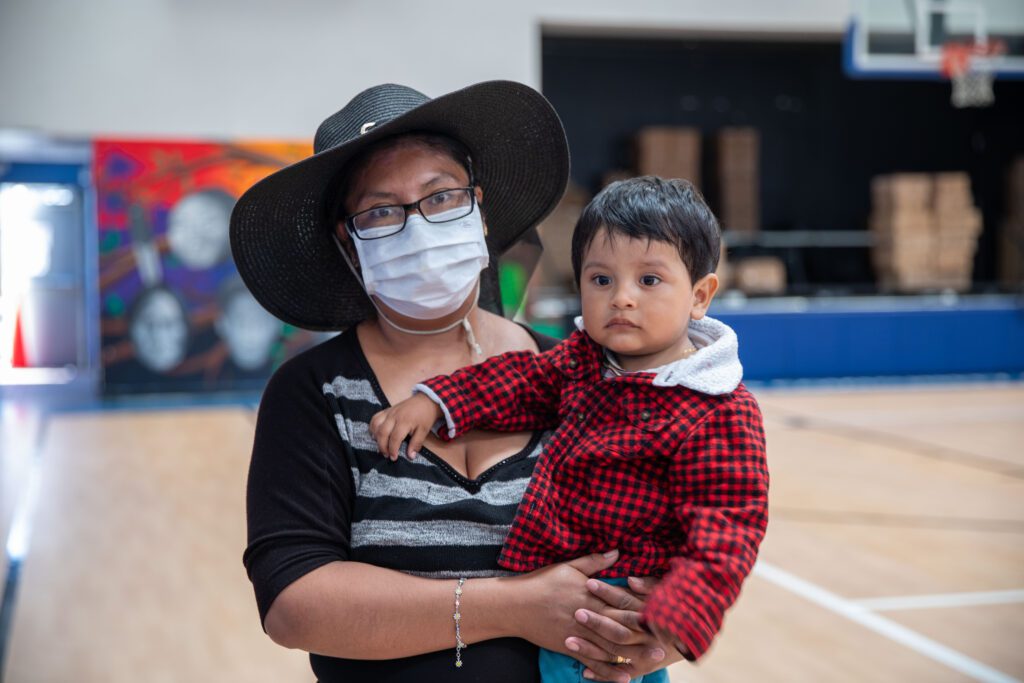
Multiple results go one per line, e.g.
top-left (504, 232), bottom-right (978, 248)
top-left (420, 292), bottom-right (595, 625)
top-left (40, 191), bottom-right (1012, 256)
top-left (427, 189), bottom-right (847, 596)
top-left (564, 550), bottom-right (619, 578)
top-left (575, 608), bottom-right (644, 645)
top-left (565, 625), bottom-right (624, 662)
top-left (590, 606), bottom-right (643, 633)
top-left (565, 635), bottom-right (631, 663)
top-left (569, 651), bottom-right (635, 683)
top-left (585, 578), bottom-right (646, 612)
top-left (570, 637), bottom-right (668, 681)
top-left (647, 624), bottom-right (691, 661)
top-left (627, 575), bottom-right (658, 596)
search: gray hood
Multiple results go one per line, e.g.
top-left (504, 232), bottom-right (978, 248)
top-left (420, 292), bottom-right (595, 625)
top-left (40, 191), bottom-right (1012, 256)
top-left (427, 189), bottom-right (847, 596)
top-left (576, 315), bottom-right (743, 395)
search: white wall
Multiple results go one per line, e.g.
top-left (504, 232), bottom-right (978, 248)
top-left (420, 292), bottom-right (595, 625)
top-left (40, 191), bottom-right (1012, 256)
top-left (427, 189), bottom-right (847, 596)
top-left (0, 0), bottom-right (851, 140)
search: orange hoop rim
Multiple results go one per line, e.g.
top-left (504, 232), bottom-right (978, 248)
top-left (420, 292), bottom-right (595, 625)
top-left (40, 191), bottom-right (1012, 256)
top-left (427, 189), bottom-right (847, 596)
top-left (940, 39), bottom-right (1007, 78)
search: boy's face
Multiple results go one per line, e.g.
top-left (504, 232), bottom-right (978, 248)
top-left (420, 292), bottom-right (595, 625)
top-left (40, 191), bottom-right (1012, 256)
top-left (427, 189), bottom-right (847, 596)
top-left (580, 228), bottom-right (718, 372)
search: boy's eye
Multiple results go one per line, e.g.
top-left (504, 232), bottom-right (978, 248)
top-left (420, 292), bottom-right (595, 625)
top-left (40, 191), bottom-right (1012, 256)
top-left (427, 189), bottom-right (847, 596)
top-left (591, 275), bottom-right (611, 286)
top-left (640, 275), bottom-right (661, 286)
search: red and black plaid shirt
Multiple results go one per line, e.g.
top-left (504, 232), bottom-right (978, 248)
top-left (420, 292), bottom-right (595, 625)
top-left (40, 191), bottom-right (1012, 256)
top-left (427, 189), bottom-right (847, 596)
top-left (424, 329), bottom-right (768, 659)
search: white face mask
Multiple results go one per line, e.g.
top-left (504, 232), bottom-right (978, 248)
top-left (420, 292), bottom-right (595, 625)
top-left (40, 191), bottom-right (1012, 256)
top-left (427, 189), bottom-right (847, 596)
top-left (347, 204), bottom-right (490, 320)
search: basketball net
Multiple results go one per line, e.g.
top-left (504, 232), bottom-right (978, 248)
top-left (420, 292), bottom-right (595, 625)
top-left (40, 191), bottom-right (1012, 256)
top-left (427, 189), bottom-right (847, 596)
top-left (940, 40), bottom-right (1005, 108)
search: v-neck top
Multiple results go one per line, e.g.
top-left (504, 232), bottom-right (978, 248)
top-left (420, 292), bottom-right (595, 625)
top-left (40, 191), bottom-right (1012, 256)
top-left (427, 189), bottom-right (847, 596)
top-left (243, 325), bottom-right (556, 682)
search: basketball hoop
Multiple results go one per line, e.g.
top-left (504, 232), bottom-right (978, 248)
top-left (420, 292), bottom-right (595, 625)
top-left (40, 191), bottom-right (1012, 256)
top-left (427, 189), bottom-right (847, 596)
top-left (940, 40), bottom-right (1005, 108)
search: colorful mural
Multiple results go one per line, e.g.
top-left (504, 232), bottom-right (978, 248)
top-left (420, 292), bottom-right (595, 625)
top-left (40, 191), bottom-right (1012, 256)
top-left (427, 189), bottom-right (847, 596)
top-left (95, 139), bottom-right (322, 393)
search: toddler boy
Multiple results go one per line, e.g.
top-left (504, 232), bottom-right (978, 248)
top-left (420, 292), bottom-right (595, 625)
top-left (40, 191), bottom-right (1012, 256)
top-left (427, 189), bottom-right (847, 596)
top-left (372, 176), bottom-right (769, 682)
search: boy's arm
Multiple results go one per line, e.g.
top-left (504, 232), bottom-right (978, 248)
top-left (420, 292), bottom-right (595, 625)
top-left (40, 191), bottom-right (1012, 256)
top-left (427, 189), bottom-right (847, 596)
top-left (640, 392), bottom-right (769, 660)
top-left (369, 338), bottom-right (575, 459)
top-left (369, 393), bottom-right (443, 460)
top-left (419, 338), bottom-right (574, 439)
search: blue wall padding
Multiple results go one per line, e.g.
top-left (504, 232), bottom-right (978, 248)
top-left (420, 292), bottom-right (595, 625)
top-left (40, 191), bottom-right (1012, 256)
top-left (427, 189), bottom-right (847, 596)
top-left (714, 298), bottom-right (1024, 381)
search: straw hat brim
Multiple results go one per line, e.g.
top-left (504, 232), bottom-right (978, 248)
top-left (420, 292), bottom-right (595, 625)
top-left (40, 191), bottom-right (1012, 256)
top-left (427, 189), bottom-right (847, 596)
top-left (229, 80), bottom-right (569, 331)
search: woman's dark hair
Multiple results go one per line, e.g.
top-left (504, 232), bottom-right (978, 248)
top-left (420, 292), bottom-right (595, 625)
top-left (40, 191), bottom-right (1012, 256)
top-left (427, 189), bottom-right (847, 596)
top-left (571, 176), bottom-right (721, 285)
top-left (331, 132), bottom-right (475, 221)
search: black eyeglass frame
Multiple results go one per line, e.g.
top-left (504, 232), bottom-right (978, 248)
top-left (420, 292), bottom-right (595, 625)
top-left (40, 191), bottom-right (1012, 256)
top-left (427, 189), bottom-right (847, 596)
top-left (344, 185), bottom-right (478, 241)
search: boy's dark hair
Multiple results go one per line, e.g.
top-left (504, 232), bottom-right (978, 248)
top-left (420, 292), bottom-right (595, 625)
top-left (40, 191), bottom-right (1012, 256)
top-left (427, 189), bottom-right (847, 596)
top-left (571, 176), bottom-right (721, 285)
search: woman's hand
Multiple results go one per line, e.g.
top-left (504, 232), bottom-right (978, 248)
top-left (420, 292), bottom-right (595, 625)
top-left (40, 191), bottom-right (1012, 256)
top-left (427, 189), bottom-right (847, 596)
top-left (506, 551), bottom-right (620, 653)
top-left (567, 576), bottom-right (687, 682)
top-left (505, 555), bottom-right (683, 683)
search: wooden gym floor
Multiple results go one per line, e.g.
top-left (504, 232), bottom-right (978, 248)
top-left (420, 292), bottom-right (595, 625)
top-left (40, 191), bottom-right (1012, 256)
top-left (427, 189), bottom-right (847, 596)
top-left (1, 382), bottom-right (1022, 682)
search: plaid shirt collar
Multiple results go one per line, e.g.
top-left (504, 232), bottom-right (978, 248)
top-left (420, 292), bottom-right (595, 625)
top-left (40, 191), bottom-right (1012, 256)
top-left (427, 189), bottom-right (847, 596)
top-left (569, 316), bottom-right (743, 395)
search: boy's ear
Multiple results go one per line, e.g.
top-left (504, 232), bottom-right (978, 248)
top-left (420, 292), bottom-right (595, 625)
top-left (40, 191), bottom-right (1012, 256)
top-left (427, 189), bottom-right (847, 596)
top-left (690, 273), bottom-right (719, 320)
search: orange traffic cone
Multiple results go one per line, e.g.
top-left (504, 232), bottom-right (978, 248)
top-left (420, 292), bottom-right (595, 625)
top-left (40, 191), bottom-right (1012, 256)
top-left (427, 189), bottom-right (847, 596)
top-left (11, 306), bottom-right (28, 368)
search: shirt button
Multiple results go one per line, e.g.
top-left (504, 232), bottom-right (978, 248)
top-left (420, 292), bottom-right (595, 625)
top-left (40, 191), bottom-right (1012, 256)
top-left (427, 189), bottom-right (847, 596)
top-left (576, 411), bottom-right (585, 422)
top-left (568, 359), bottom-right (578, 368)
top-left (640, 410), bottom-right (651, 420)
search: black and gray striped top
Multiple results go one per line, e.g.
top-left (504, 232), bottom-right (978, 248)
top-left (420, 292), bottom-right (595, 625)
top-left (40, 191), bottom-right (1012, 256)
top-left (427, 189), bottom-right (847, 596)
top-left (244, 325), bottom-right (555, 682)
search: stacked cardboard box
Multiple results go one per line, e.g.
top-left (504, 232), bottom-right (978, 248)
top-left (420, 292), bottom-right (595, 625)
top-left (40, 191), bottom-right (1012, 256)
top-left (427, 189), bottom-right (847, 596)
top-left (634, 127), bottom-right (701, 188)
top-left (732, 256), bottom-right (786, 295)
top-left (716, 243), bottom-right (731, 291)
top-left (870, 174), bottom-right (933, 291)
top-left (534, 182), bottom-right (590, 289)
top-left (716, 128), bottom-right (760, 233)
top-left (999, 157), bottom-right (1024, 288)
top-left (601, 170), bottom-right (634, 189)
top-left (871, 172), bottom-right (981, 292)
top-left (933, 172), bottom-right (982, 289)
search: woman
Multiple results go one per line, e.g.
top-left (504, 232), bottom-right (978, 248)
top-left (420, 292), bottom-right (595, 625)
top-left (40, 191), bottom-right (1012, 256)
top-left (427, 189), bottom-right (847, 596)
top-left (234, 81), bottom-right (684, 682)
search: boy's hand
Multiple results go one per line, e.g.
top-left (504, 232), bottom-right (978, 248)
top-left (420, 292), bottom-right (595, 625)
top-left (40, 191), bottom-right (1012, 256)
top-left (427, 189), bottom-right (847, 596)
top-left (369, 394), bottom-right (442, 461)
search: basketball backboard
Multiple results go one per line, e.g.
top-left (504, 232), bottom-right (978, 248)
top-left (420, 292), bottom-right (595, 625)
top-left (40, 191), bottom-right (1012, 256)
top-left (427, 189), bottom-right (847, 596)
top-left (845, 0), bottom-right (1024, 80)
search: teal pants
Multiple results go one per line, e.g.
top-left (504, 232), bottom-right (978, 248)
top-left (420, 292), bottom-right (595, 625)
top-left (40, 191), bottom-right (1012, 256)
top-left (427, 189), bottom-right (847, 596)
top-left (538, 578), bottom-right (670, 683)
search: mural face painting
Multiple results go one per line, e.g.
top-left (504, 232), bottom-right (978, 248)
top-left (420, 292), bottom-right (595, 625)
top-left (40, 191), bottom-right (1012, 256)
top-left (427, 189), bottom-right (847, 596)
top-left (167, 189), bottom-right (234, 270)
top-left (215, 279), bottom-right (281, 371)
top-left (129, 287), bottom-right (189, 373)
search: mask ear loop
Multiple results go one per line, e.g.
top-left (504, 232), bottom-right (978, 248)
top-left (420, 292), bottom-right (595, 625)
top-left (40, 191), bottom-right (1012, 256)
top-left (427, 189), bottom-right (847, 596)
top-left (460, 312), bottom-right (483, 358)
top-left (331, 232), bottom-right (484, 357)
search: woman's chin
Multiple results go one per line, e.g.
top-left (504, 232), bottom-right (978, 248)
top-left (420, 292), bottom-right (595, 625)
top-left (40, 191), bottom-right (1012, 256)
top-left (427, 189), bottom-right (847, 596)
top-left (371, 291), bottom-right (479, 330)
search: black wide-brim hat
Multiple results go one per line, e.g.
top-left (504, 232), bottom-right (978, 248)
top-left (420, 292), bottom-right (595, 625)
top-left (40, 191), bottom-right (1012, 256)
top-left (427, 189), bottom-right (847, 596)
top-left (230, 80), bottom-right (569, 331)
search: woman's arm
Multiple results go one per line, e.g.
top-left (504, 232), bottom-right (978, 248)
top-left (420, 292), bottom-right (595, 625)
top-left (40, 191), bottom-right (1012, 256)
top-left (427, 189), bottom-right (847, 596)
top-left (263, 552), bottom-right (621, 659)
top-left (266, 555), bottom-right (677, 683)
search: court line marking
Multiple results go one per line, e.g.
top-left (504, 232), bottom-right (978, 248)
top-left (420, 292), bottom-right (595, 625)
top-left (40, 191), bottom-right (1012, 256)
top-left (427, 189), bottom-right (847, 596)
top-left (753, 561), bottom-right (1021, 683)
top-left (854, 590), bottom-right (1024, 611)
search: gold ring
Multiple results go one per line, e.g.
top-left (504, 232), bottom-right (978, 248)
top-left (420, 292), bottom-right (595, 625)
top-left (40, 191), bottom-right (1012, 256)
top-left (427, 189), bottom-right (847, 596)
top-left (613, 655), bottom-right (631, 665)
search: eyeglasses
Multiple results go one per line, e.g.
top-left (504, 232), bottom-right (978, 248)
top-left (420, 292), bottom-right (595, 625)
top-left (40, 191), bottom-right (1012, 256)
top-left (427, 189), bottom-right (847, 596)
top-left (345, 187), bottom-right (476, 240)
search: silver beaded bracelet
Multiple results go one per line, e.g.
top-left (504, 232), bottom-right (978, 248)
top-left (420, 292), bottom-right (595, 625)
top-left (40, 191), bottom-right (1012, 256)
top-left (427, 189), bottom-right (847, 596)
top-left (454, 577), bottom-right (466, 668)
